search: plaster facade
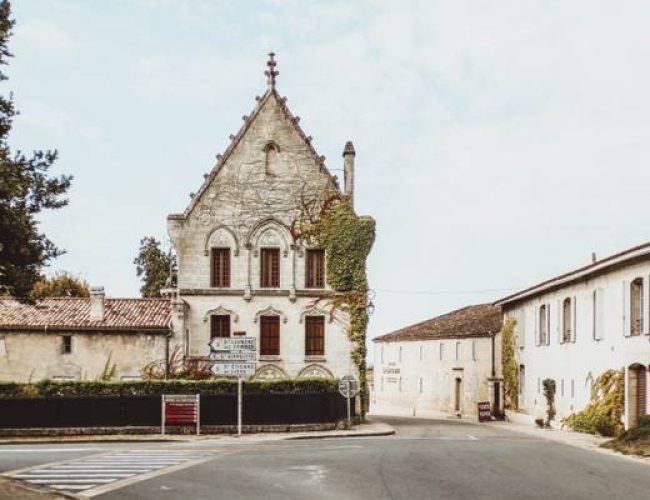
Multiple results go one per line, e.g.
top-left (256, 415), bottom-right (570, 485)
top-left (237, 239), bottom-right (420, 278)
top-left (497, 247), bottom-right (650, 428)
top-left (372, 336), bottom-right (500, 417)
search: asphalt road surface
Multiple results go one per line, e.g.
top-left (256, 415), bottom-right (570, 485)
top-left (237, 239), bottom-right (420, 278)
top-left (1, 416), bottom-right (649, 499)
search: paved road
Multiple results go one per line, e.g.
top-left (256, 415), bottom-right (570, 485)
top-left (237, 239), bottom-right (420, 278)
top-left (1, 417), bottom-right (649, 499)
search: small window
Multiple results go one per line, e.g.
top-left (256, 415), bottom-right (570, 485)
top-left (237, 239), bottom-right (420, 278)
top-left (210, 315), bottom-right (231, 338)
top-left (455, 341), bottom-right (460, 360)
top-left (264, 141), bottom-right (279, 175)
top-left (260, 248), bottom-right (280, 288)
top-left (562, 298), bottom-right (572, 343)
top-left (439, 343), bottom-right (444, 360)
top-left (631, 278), bottom-right (644, 336)
top-left (260, 316), bottom-right (280, 355)
top-left (305, 316), bottom-right (325, 356)
top-left (61, 335), bottom-right (72, 355)
top-left (305, 249), bottom-right (325, 288)
top-left (210, 248), bottom-right (230, 288)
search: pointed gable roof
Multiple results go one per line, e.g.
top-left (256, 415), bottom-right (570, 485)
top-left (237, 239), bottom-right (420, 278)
top-left (169, 54), bottom-right (340, 220)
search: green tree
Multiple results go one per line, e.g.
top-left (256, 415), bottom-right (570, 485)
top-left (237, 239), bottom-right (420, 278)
top-left (31, 271), bottom-right (89, 299)
top-left (133, 236), bottom-right (177, 297)
top-left (0, 1), bottom-right (71, 298)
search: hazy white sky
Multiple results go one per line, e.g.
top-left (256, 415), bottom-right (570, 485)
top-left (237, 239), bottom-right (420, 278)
top-left (8, 0), bottom-right (650, 344)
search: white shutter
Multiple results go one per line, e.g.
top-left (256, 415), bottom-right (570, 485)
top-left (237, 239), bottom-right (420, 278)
top-left (641, 276), bottom-right (650, 335)
top-left (623, 281), bottom-right (631, 337)
top-left (546, 302), bottom-right (551, 345)
top-left (557, 299), bottom-right (563, 344)
top-left (571, 295), bottom-right (577, 343)
top-left (534, 305), bottom-right (540, 346)
top-left (519, 309), bottom-right (526, 347)
top-left (594, 288), bottom-right (604, 340)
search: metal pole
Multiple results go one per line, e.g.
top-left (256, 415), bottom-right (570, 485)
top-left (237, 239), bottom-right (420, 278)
top-left (161, 395), bottom-right (165, 435)
top-left (346, 379), bottom-right (351, 430)
top-left (237, 376), bottom-right (242, 437)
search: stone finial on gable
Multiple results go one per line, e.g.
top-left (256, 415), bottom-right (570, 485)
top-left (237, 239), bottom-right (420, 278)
top-left (265, 52), bottom-right (279, 89)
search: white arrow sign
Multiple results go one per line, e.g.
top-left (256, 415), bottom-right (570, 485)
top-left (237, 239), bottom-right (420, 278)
top-left (210, 362), bottom-right (256, 377)
top-left (210, 351), bottom-right (257, 362)
top-left (209, 337), bottom-right (256, 352)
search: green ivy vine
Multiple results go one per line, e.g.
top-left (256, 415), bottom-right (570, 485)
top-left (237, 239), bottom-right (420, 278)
top-left (501, 317), bottom-right (518, 410)
top-left (295, 196), bottom-right (375, 417)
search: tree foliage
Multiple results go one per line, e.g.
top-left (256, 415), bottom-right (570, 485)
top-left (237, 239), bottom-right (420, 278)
top-left (501, 317), bottom-right (518, 410)
top-left (30, 271), bottom-right (89, 299)
top-left (133, 236), bottom-right (177, 297)
top-left (0, 1), bottom-right (71, 297)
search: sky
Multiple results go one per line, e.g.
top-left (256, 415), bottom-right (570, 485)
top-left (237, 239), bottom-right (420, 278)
top-left (7, 0), bottom-right (650, 348)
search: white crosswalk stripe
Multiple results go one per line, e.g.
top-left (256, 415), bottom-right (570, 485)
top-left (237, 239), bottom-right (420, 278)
top-left (8, 450), bottom-right (212, 494)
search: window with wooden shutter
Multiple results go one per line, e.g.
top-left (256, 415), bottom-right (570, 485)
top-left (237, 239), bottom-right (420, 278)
top-left (210, 315), bottom-right (230, 338)
top-left (562, 298), bottom-right (572, 343)
top-left (305, 316), bottom-right (325, 356)
top-left (61, 335), bottom-right (72, 355)
top-left (631, 278), bottom-right (643, 336)
top-left (260, 316), bottom-right (280, 355)
top-left (305, 249), bottom-right (325, 288)
top-left (260, 248), bottom-right (280, 288)
top-left (210, 248), bottom-right (230, 288)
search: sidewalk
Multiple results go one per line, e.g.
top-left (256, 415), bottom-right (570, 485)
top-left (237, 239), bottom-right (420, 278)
top-left (488, 420), bottom-right (650, 465)
top-left (0, 420), bottom-right (395, 445)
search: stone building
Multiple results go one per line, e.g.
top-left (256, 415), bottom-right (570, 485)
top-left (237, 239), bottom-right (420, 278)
top-left (372, 304), bottom-right (502, 417)
top-left (0, 288), bottom-right (170, 382)
top-left (166, 54), bottom-right (364, 380)
top-left (495, 242), bottom-right (650, 429)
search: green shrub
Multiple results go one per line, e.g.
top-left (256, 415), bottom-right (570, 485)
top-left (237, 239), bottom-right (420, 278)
top-left (0, 377), bottom-right (338, 399)
top-left (637, 414), bottom-right (650, 429)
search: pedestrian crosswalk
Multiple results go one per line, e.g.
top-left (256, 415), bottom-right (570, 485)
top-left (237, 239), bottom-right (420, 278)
top-left (8, 450), bottom-right (212, 495)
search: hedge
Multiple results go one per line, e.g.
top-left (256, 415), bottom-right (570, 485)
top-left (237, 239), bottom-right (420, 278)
top-left (0, 378), bottom-right (339, 399)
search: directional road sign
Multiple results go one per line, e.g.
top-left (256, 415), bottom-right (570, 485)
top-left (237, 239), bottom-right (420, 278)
top-left (210, 351), bottom-right (257, 362)
top-left (210, 362), bottom-right (256, 377)
top-left (209, 337), bottom-right (256, 352)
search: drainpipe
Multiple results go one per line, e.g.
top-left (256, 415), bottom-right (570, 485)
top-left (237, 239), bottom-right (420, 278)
top-left (491, 331), bottom-right (496, 378)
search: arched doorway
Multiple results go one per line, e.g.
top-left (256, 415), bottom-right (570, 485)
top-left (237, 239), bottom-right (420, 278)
top-left (628, 364), bottom-right (647, 428)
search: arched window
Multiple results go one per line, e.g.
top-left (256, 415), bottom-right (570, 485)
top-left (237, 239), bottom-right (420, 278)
top-left (562, 297), bottom-right (572, 343)
top-left (263, 141), bottom-right (279, 175)
top-left (631, 278), bottom-right (644, 336)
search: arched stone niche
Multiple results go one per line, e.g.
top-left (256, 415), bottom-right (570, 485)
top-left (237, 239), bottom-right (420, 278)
top-left (253, 364), bottom-right (288, 381)
top-left (298, 364), bottom-right (334, 379)
top-left (203, 225), bottom-right (240, 256)
top-left (247, 218), bottom-right (291, 257)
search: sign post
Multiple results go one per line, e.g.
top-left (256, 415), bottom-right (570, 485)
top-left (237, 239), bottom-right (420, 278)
top-left (477, 401), bottom-right (491, 422)
top-left (209, 336), bottom-right (256, 437)
top-left (338, 375), bottom-right (360, 430)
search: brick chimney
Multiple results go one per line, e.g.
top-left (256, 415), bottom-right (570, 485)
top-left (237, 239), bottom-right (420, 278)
top-left (89, 286), bottom-right (105, 322)
top-left (343, 141), bottom-right (355, 208)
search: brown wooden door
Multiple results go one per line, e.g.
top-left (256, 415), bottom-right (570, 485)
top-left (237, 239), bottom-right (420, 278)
top-left (637, 366), bottom-right (647, 417)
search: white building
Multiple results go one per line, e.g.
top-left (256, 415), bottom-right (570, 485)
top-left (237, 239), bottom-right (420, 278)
top-left (495, 242), bottom-right (650, 428)
top-left (372, 304), bottom-right (502, 418)
top-left (167, 54), bottom-right (365, 380)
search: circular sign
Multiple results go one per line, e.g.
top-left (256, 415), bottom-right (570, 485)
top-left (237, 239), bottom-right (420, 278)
top-left (339, 375), bottom-right (360, 398)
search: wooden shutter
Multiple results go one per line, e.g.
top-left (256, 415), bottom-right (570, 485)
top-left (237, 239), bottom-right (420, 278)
top-left (306, 249), bottom-right (325, 288)
top-left (594, 288), bottom-right (605, 340)
top-left (557, 299), bottom-right (563, 344)
top-left (261, 249), bottom-right (280, 288)
top-left (260, 316), bottom-right (280, 355)
top-left (545, 304), bottom-right (551, 346)
top-left (623, 281), bottom-right (631, 337)
top-left (534, 305), bottom-right (540, 346)
top-left (210, 248), bottom-right (230, 288)
top-left (644, 276), bottom-right (650, 335)
top-left (571, 295), bottom-right (577, 343)
top-left (305, 316), bottom-right (325, 356)
top-left (210, 315), bottom-right (231, 338)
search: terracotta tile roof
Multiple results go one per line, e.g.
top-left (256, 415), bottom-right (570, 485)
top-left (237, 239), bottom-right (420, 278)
top-left (0, 297), bottom-right (171, 332)
top-left (373, 304), bottom-right (502, 343)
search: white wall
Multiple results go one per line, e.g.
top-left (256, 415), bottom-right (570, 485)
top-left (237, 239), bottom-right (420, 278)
top-left (505, 259), bottom-right (650, 427)
top-left (371, 336), bottom-right (497, 417)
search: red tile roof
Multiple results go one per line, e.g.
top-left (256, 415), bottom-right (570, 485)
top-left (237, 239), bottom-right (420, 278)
top-left (373, 304), bottom-right (501, 343)
top-left (0, 297), bottom-right (171, 332)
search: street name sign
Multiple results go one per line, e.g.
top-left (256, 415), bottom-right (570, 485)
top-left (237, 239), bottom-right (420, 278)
top-left (210, 362), bottom-right (256, 377)
top-left (209, 337), bottom-right (256, 352)
top-left (210, 351), bottom-right (257, 362)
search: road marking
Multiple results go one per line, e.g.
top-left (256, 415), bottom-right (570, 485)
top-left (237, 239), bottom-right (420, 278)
top-left (4, 449), bottom-right (215, 497)
top-left (0, 448), bottom-right (97, 453)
